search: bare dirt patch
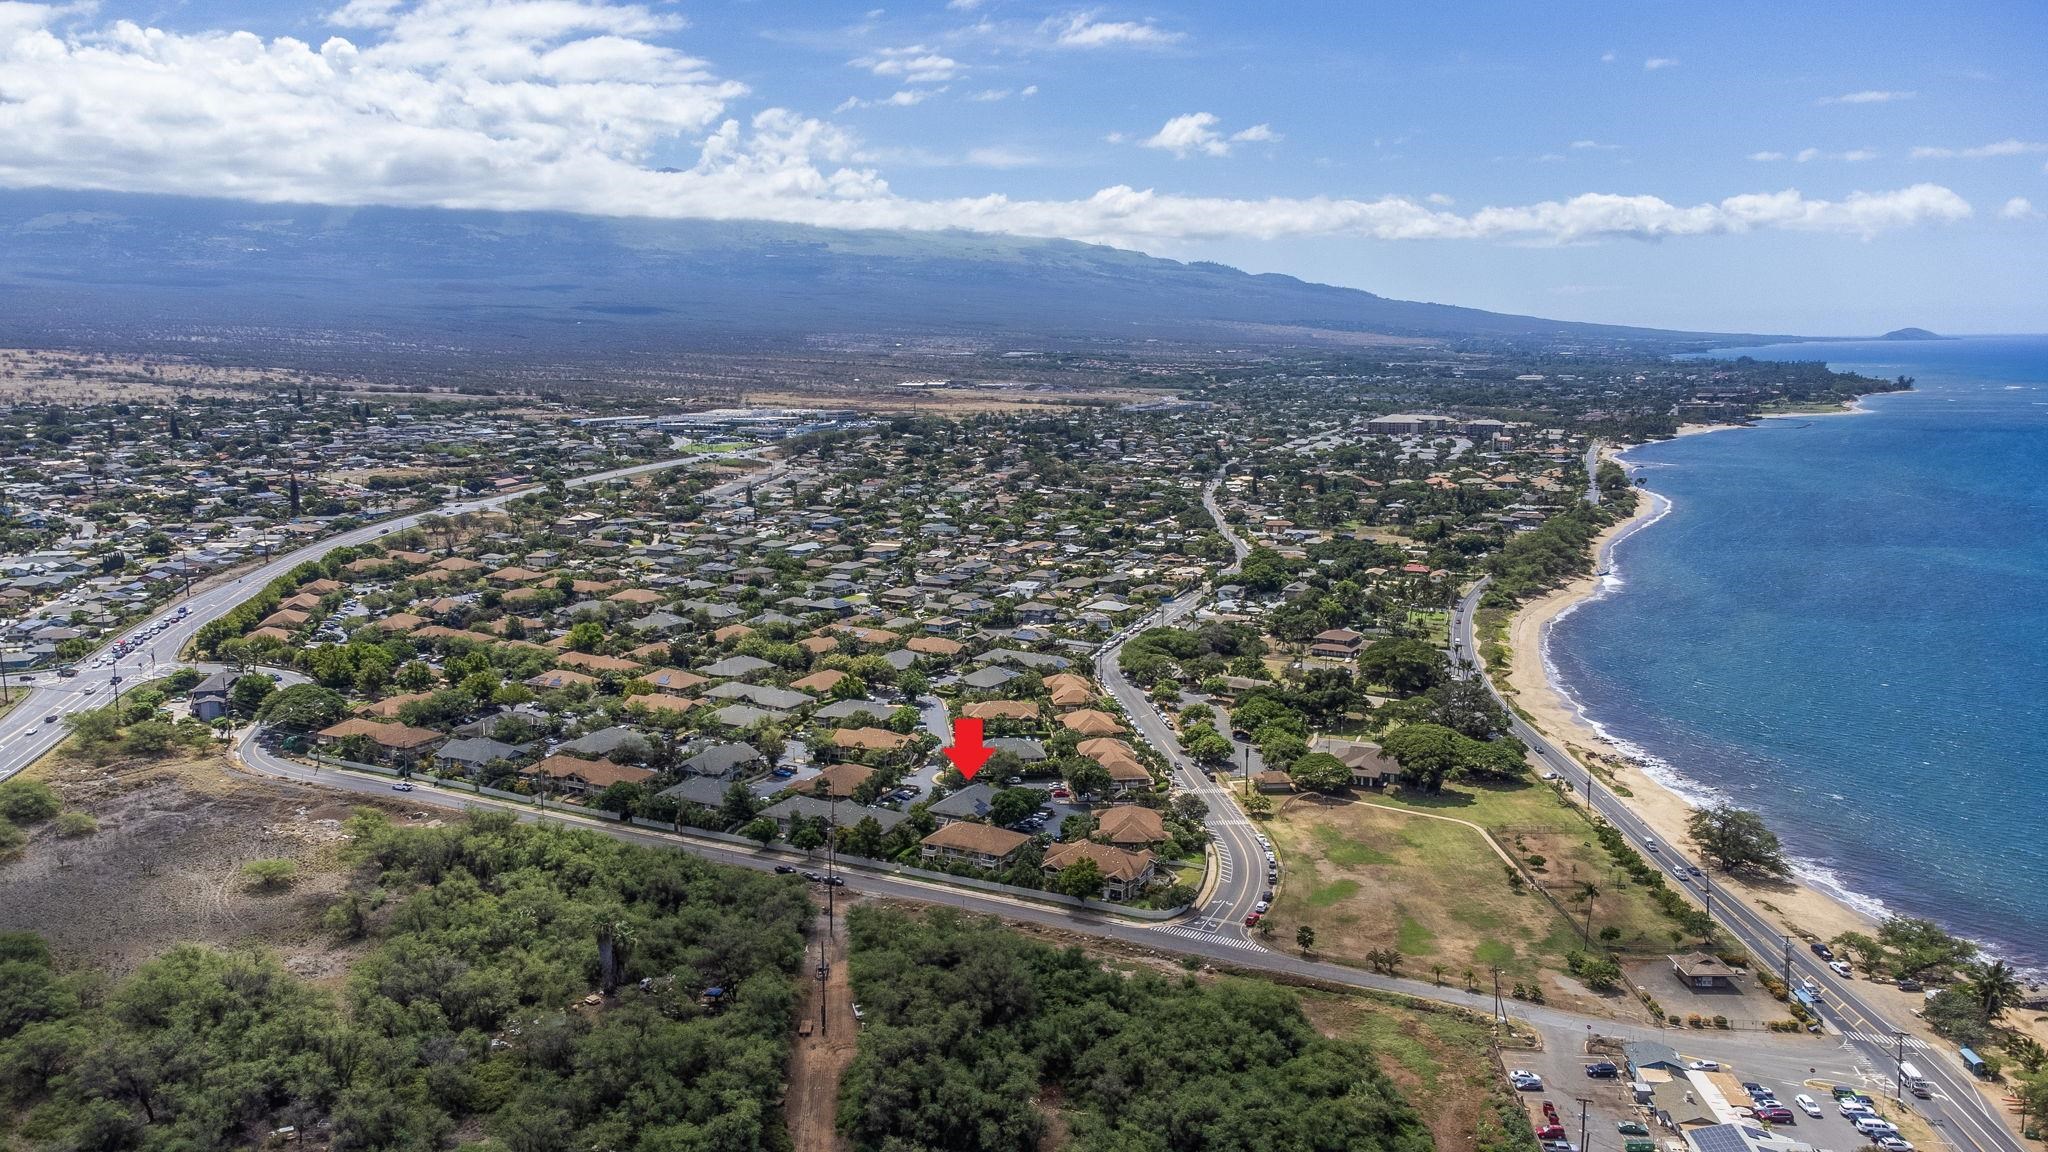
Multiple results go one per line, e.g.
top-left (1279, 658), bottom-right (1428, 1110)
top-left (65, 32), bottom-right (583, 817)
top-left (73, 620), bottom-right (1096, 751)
top-left (786, 903), bottom-right (862, 1152)
top-left (0, 748), bottom-right (411, 977)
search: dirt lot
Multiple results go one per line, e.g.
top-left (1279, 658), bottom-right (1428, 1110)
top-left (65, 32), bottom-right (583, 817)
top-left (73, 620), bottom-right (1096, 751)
top-left (0, 347), bottom-right (334, 404)
top-left (785, 905), bottom-right (860, 1152)
top-left (0, 747), bottom-right (413, 980)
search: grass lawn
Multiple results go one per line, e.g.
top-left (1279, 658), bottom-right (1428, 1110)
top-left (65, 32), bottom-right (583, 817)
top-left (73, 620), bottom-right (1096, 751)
top-left (1262, 779), bottom-right (1678, 986)
top-left (1345, 780), bottom-right (1679, 955)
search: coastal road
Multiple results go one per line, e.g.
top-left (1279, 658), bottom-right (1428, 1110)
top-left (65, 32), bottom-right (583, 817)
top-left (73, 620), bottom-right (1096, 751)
top-left (1584, 439), bottom-right (1604, 505)
top-left (0, 449), bottom-right (788, 786)
top-left (1450, 574), bottom-right (2026, 1152)
top-left (230, 725), bottom-right (1865, 1088)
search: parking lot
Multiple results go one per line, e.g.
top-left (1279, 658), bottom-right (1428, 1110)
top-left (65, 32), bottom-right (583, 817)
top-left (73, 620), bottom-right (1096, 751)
top-left (1507, 1034), bottom-right (1924, 1152)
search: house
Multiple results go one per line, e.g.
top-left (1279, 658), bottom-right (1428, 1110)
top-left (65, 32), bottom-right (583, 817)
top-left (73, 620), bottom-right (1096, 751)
top-left (1095, 805), bottom-right (1167, 848)
top-left (962, 699), bottom-right (1038, 722)
top-left (1308, 628), bottom-right (1366, 660)
top-left (700, 654), bottom-right (775, 679)
top-left (528, 753), bottom-right (654, 795)
top-left (799, 762), bottom-right (875, 800)
top-left (314, 718), bottom-right (447, 765)
top-left (557, 726), bottom-right (646, 759)
top-left (759, 794), bottom-right (910, 837)
top-left (1044, 673), bottom-right (1095, 708)
top-left (1309, 736), bottom-right (1400, 788)
top-left (829, 727), bottom-right (913, 755)
top-left (790, 668), bottom-right (847, 695)
top-left (1059, 709), bottom-right (1125, 737)
top-left (435, 736), bottom-right (527, 773)
top-left (1253, 770), bottom-right (1294, 793)
top-left (1669, 952), bottom-right (1741, 989)
top-left (679, 741), bottom-right (765, 779)
top-left (920, 822), bottom-right (1032, 870)
top-left (928, 782), bottom-right (996, 826)
top-left (556, 651), bottom-right (642, 674)
top-left (703, 682), bottom-right (813, 711)
top-left (525, 669), bottom-right (600, 692)
top-left (1042, 841), bottom-right (1157, 901)
top-left (188, 669), bottom-right (236, 721)
top-left (640, 667), bottom-right (710, 696)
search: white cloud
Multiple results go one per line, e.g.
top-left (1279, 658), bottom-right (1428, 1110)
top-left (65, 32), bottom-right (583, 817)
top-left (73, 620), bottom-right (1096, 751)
top-left (965, 146), bottom-right (1038, 168)
top-left (1047, 11), bottom-right (1182, 48)
top-left (851, 46), bottom-right (960, 83)
top-left (1136, 113), bottom-right (1275, 158)
top-left (968, 84), bottom-right (1038, 102)
top-left (2002, 197), bottom-right (2036, 220)
top-left (1643, 56), bottom-right (1678, 70)
top-left (1748, 151), bottom-right (1787, 162)
top-left (1570, 140), bottom-right (1622, 151)
top-left (1759, 147), bottom-right (1881, 163)
top-left (1820, 89), bottom-right (1915, 105)
top-left (1838, 148), bottom-right (1880, 162)
top-left (1911, 139), bottom-right (2048, 159)
top-left (0, 3), bottom-right (1975, 250)
top-left (1140, 112), bottom-right (1226, 158)
top-left (946, 0), bottom-right (985, 8)
top-left (1600, 50), bottom-right (1616, 63)
top-left (837, 88), bottom-right (944, 111)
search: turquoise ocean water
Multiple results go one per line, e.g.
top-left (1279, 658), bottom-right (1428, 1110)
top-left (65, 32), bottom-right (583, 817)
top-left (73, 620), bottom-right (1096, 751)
top-left (1544, 336), bottom-right (2048, 969)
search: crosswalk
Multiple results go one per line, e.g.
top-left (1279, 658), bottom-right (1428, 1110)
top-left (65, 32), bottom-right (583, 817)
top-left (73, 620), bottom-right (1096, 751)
top-left (1840, 1031), bottom-right (1930, 1051)
top-left (1153, 923), bottom-right (1268, 952)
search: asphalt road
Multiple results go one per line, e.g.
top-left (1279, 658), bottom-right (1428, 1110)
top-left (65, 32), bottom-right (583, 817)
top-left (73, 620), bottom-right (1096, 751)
top-left (0, 450), bottom-right (785, 785)
top-left (1585, 439), bottom-right (1605, 505)
top-left (1451, 576), bottom-right (2021, 1152)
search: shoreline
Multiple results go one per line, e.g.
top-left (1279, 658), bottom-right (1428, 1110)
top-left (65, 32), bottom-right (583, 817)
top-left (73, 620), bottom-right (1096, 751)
top-left (1498, 461), bottom-right (1884, 950)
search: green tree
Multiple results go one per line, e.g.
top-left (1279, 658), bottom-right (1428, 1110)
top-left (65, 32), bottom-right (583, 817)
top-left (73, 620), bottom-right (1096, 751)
top-left (1380, 723), bottom-right (1464, 794)
top-left (719, 781), bottom-right (759, 829)
top-left (741, 817), bottom-right (779, 847)
top-left (257, 684), bottom-right (348, 732)
top-left (988, 787), bottom-right (1045, 829)
top-left (1685, 806), bottom-right (1790, 876)
top-left (1963, 959), bottom-right (2023, 1021)
top-left (1296, 924), bottom-right (1316, 953)
top-left (1358, 637), bottom-right (1445, 697)
top-left (1287, 751), bottom-right (1350, 793)
top-left (228, 674), bottom-right (276, 717)
top-left (1049, 856), bottom-right (1105, 900)
top-left (567, 621), bottom-right (606, 653)
top-left (1063, 759), bottom-right (1112, 800)
top-left (240, 858), bottom-right (298, 890)
top-left (62, 707), bottom-right (121, 747)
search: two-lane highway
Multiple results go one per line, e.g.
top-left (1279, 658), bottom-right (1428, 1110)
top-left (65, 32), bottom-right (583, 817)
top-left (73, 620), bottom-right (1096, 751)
top-left (1451, 573), bottom-right (2024, 1152)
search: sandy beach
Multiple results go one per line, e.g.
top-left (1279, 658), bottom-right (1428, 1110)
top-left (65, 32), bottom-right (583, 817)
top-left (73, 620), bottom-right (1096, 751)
top-left (1497, 466), bottom-right (1881, 949)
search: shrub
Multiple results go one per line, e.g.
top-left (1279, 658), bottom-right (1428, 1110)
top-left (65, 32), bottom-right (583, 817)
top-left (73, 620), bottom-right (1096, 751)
top-left (241, 858), bottom-right (299, 890)
top-left (0, 779), bottom-right (61, 823)
top-left (54, 811), bottom-right (97, 837)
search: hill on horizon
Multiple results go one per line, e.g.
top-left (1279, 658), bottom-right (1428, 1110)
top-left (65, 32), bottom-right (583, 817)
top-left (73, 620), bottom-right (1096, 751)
top-left (0, 190), bottom-right (1791, 365)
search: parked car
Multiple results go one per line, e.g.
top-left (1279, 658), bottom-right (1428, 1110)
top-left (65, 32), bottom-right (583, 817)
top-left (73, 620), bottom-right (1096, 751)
top-left (1794, 1094), bottom-right (1823, 1117)
top-left (1686, 1059), bottom-right (1720, 1071)
top-left (1758, 1107), bottom-right (1795, 1124)
top-left (1829, 959), bottom-right (1854, 977)
top-left (773, 865), bottom-right (797, 874)
top-left (1244, 912), bottom-right (1261, 927)
top-left (1896, 978), bottom-right (1922, 992)
top-left (391, 782), bottom-right (414, 792)
top-left (1585, 1062), bottom-right (1620, 1078)
top-left (1810, 941), bottom-right (1834, 959)
top-left (1617, 1122), bottom-right (1651, 1136)
top-left (1537, 1126), bottom-right (1567, 1141)
top-left (801, 871), bottom-right (823, 882)
top-left (1509, 1070), bottom-right (1543, 1091)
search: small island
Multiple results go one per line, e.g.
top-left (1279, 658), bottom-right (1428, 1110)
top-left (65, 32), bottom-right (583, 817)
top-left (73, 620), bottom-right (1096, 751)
top-left (1880, 327), bottom-right (1949, 341)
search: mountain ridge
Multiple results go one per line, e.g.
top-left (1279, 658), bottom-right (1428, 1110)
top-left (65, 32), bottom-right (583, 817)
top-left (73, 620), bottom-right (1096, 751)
top-left (0, 189), bottom-right (1799, 358)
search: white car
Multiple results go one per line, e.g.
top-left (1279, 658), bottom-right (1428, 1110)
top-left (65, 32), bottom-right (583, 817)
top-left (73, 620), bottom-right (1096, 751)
top-left (1685, 1059), bottom-right (1720, 1071)
top-left (1828, 960), bottom-right (1853, 977)
top-left (1794, 1094), bottom-right (1822, 1118)
top-left (1509, 1069), bottom-right (1542, 1089)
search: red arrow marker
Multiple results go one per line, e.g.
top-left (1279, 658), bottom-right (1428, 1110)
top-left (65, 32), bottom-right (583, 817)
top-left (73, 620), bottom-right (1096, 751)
top-left (943, 715), bottom-right (993, 781)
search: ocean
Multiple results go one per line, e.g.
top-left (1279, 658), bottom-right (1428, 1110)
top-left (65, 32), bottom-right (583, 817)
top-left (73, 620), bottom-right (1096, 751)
top-left (1544, 335), bottom-right (2048, 970)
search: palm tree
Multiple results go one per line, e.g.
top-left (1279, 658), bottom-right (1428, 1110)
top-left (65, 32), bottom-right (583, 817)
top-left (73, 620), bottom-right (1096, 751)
top-left (1577, 881), bottom-right (1600, 943)
top-left (1966, 959), bottom-right (2022, 1021)
top-left (1431, 964), bottom-right (1447, 988)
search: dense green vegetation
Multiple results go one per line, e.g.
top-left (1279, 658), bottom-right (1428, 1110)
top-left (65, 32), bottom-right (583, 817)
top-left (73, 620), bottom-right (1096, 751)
top-left (838, 906), bottom-right (1434, 1152)
top-left (0, 812), bottom-right (809, 1152)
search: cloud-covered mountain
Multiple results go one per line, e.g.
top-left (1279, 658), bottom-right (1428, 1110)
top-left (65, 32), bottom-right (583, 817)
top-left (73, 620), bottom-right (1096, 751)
top-left (0, 190), bottom-right (1778, 362)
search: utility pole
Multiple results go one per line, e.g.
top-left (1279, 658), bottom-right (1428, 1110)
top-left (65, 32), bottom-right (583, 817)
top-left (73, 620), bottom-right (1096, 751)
top-left (1893, 1030), bottom-right (1908, 1101)
top-left (1578, 1098), bottom-right (1591, 1152)
top-left (1781, 934), bottom-right (1795, 991)
top-left (816, 938), bottom-right (829, 1038)
top-left (826, 796), bottom-right (838, 933)
top-left (1491, 967), bottom-right (1506, 1035)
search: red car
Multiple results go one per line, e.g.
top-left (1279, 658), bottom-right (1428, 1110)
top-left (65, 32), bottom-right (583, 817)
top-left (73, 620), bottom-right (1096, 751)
top-left (1244, 912), bottom-right (1262, 927)
top-left (1542, 1103), bottom-right (1560, 1121)
top-left (1758, 1107), bottom-right (1795, 1124)
top-left (1537, 1126), bottom-right (1567, 1141)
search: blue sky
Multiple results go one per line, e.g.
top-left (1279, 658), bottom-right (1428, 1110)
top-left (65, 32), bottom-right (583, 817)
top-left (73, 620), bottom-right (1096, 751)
top-left (2, 0), bottom-right (2044, 333)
